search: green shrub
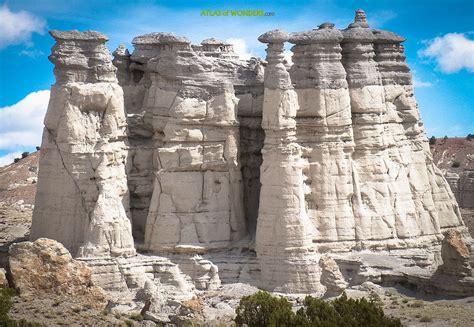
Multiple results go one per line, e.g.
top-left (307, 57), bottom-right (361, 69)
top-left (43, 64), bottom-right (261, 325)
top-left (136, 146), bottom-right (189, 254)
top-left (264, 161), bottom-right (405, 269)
top-left (235, 291), bottom-right (402, 327)
top-left (129, 313), bottom-right (143, 321)
top-left (235, 291), bottom-right (296, 327)
top-left (429, 136), bottom-right (436, 145)
top-left (21, 152), bottom-right (29, 159)
top-left (0, 288), bottom-right (14, 324)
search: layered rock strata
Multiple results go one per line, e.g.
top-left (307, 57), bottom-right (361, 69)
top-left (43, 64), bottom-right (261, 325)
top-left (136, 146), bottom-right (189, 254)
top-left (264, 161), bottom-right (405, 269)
top-left (289, 23), bottom-right (355, 246)
top-left (136, 33), bottom-right (247, 253)
top-left (372, 26), bottom-right (463, 233)
top-left (256, 30), bottom-right (322, 293)
top-left (31, 9), bottom-right (472, 297)
top-left (31, 31), bottom-right (135, 257)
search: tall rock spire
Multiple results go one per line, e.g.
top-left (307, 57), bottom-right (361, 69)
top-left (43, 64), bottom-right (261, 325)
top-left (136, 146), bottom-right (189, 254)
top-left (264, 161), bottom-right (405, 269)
top-left (31, 30), bottom-right (136, 257)
top-left (289, 22), bottom-right (356, 244)
top-left (256, 29), bottom-right (323, 293)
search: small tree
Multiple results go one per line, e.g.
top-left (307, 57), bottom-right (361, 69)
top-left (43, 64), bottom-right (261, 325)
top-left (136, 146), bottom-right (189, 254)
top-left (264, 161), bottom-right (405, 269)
top-left (235, 291), bottom-right (296, 327)
top-left (21, 152), bottom-right (29, 159)
top-left (13, 158), bottom-right (21, 163)
top-left (235, 291), bottom-right (402, 327)
top-left (429, 136), bottom-right (436, 145)
top-left (35, 146), bottom-right (41, 151)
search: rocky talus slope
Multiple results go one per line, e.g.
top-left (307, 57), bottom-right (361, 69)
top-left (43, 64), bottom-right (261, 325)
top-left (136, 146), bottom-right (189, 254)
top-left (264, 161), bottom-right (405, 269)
top-left (0, 8), bottom-right (473, 326)
top-left (431, 137), bottom-right (474, 208)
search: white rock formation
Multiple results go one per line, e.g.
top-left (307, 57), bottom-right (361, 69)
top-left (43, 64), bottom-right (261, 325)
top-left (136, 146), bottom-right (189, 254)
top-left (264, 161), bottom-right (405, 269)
top-left (30, 31), bottom-right (135, 257)
top-left (30, 9), bottom-right (472, 299)
top-left (256, 30), bottom-right (323, 293)
top-left (289, 22), bottom-right (356, 246)
top-left (133, 33), bottom-right (247, 253)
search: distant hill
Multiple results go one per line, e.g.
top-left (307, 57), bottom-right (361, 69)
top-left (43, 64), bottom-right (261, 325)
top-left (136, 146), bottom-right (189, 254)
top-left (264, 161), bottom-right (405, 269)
top-left (430, 137), bottom-right (474, 173)
top-left (0, 151), bottom-right (39, 206)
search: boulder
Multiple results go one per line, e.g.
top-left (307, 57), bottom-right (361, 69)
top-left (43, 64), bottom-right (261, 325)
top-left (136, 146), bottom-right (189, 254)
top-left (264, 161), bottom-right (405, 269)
top-left (9, 238), bottom-right (108, 309)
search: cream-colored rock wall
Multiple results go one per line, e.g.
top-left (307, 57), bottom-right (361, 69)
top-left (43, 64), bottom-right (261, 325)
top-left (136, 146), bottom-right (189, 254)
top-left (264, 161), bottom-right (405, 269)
top-left (31, 31), bottom-right (135, 257)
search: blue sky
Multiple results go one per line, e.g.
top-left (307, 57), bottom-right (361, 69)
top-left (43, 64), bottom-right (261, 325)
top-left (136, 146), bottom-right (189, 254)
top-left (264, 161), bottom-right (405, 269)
top-left (0, 0), bottom-right (473, 164)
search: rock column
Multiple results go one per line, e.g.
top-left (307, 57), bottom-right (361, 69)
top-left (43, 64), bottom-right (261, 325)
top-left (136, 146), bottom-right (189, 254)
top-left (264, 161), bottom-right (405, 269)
top-left (31, 30), bottom-right (135, 257)
top-left (373, 29), bottom-right (462, 232)
top-left (289, 23), bottom-right (356, 247)
top-left (256, 30), bottom-right (322, 293)
top-left (341, 13), bottom-right (401, 241)
top-left (142, 34), bottom-right (246, 253)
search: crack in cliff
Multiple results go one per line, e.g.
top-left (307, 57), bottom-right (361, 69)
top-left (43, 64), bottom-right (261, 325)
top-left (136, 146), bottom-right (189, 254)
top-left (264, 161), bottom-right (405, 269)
top-left (45, 126), bottom-right (92, 225)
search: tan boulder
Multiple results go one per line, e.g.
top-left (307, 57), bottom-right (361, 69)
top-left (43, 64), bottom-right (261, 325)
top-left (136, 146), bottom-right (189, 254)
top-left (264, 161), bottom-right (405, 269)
top-left (0, 268), bottom-right (8, 288)
top-left (9, 238), bottom-right (108, 309)
top-left (438, 230), bottom-right (472, 277)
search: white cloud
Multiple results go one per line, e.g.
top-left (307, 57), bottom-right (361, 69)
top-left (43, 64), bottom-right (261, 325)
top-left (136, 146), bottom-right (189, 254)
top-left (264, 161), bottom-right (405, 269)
top-left (0, 5), bottom-right (46, 49)
top-left (413, 78), bottom-right (432, 88)
top-left (0, 152), bottom-right (22, 167)
top-left (418, 33), bottom-right (474, 73)
top-left (0, 90), bottom-right (50, 150)
top-left (19, 49), bottom-right (44, 58)
top-left (227, 38), bottom-right (255, 60)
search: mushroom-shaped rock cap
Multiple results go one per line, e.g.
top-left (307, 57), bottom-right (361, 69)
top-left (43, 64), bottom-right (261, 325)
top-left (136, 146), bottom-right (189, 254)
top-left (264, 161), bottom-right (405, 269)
top-left (318, 22), bottom-right (335, 29)
top-left (354, 9), bottom-right (369, 28)
top-left (49, 30), bottom-right (108, 42)
top-left (372, 29), bottom-right (406, 43)
top-left (258, 29), bottom-right (290, 43)
top-left (201, 38), bottom-right (228, 45)
top-left (113, 44), bottom-right (130, 57)
top-left (342, 27), bottom-right (375, 42)
top-left (289, 24), bottom-right (343, 44)
top-left (132, 32), bottom-right (190, 45)
top-left (346, 9), bottom-right (370, 29)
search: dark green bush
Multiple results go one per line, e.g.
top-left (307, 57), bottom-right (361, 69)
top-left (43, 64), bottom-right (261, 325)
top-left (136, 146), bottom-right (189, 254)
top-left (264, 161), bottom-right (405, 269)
top-left (235, 291), bottom-right (295, 327)
top-left (451, 161), bottom-right (461, 168)
top-left (235, 291), bottom-right (402, 327)
top-left (429, 136), bottom-right (436, 145)
top-left (0, 288), bottom-right (14, 324)
top-left (21, 152), bottom-right (29, 159)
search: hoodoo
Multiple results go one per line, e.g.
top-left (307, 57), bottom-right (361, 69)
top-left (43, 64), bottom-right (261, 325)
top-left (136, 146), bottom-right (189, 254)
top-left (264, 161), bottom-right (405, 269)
top-left (31, 10), bottom-right (472, 297)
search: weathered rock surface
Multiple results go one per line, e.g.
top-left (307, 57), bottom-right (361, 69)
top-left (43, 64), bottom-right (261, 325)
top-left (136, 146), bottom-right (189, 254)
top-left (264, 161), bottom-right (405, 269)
top-left (29, 8), bottom-right (473, 303)
top-left (256, 29), bottom-right (323, 293)
top-left (31, 30), bottom-right (135, 258)
top-left (438, 230), bottom-right (472, 277)
top-left (0, 267), bottom-right (7, 288)
top-left (319, 256), bottom-right (348, 295)
top-left (9, 238), bottom-right (108, 309)
top-left (431, 137), bottom-right (474, 209)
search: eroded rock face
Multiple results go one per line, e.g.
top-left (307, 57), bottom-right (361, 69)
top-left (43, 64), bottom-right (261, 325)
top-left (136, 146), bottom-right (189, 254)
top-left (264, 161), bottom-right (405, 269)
top-left (31, 30), bottom-right (135, 258)
top-left (256, 29), bottom-right (323, 293)
top-left (9, 238), bottom-right (107, 309)
top-left (438, 230), bottom-right (472, 277)
top-left (31, 9), bottom-right (471, 297)
top-left (133, 34), bottom-right (247, 253)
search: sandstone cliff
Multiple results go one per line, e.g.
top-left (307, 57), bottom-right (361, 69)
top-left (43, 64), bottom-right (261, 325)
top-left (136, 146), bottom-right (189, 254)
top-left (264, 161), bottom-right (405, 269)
top-left (28, 10), bottom-right (473, 298)
top-left (30, 31), bottom-right (135, 258)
